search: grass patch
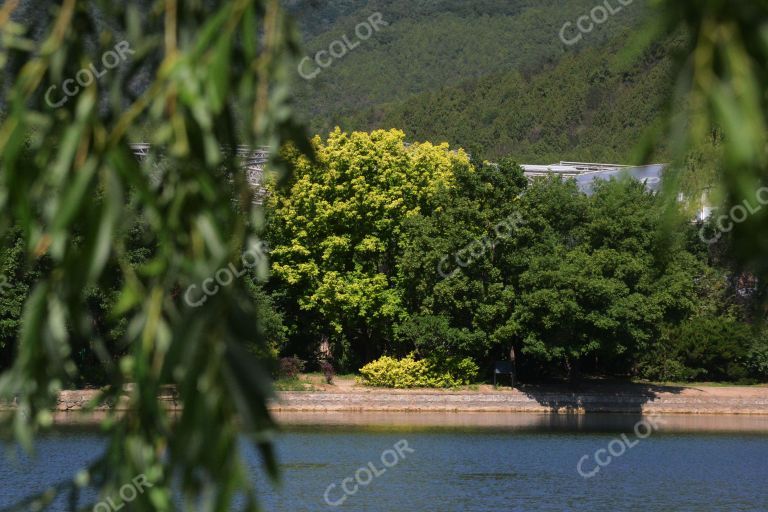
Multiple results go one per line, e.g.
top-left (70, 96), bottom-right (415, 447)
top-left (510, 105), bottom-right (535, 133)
top-left (273, 377), bottom-right (315, 391)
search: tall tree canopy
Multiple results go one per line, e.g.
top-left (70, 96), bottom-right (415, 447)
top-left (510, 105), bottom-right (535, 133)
top-left (267, 129), bottom-right (468, 367)
top-left (513, 178), bottom-right (702, 380)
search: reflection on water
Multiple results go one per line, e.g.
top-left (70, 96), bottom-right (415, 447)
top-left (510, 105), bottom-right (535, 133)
top-left (273, 410), bottom-right (768, 433)
top-left (1, 414), bottom-right (768, 512)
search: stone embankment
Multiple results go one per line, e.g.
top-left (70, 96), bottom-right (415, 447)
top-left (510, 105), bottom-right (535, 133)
top-left (0, 388), bottom-right (180, 412)
top-left (3, 385), bottom-right (768, 415)
top-left (271, 387), bottom-right (768, 415)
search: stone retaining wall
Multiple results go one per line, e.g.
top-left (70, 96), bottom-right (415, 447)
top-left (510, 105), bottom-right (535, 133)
top-left (272, 391), bottom-right (768, 415)
top-left (3, 388), bottom-right (768, 415)
top-left (0, 389), bottom-right (180, 412)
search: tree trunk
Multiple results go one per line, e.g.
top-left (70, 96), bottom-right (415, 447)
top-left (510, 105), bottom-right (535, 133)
top-left (509, 345), bottom-right (517, 387)
top-left (566, 356), bottom-right (581, 389)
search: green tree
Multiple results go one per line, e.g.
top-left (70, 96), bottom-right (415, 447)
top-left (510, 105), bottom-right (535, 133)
top-left (267, 128), bottom-right (468, 368)
top-left (513, 178), bottom-right (701, 382)
top-left (395, 158), bottom-right (528, 366)
top-left (0, 229), bottom-right (45, 371)
top-left (645, 316), bottom-right (755, 382)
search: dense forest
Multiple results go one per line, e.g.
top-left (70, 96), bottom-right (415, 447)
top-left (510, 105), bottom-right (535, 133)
top-left (5, 0), bottom-right (667, 162)
top-left (2, 130), bottom-right (766, 385)
top-left (340, 40), bottom-right (675, 163)
top-left (287, 0), bottom-right (666, 162)
top-left (263, 130), bottom-right (767, 384)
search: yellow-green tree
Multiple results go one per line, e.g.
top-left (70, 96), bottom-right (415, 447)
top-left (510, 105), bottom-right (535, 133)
top-left (267, 129), bottom-right (469, 367)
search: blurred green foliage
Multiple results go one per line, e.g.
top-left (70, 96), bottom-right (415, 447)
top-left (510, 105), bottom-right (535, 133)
top-left (649, 0), bottom-right (768, 275)
top-left (0, 0), bottom-right (308, 510)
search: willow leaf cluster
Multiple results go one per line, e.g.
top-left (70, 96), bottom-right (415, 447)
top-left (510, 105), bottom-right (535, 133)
top-left (0, 0), bottom-right (307, 510)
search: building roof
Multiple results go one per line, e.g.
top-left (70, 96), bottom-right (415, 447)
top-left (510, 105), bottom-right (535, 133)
top-left (521, 162), bottom-right (666, 195)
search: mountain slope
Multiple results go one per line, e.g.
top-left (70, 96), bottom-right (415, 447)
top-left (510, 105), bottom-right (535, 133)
top-left (288, 0), bottom-right (655, 142)
top-left (337, 39), bottom-right (676, 163)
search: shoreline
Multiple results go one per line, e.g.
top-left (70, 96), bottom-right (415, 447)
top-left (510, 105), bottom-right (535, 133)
top-left (3, 383), bottom-right (768, 418)
top-left (38, 410), bottom-right (768, 433)
top-left (270, 410), bottom-right (768, 433)
top-left (271, 385), bottom-right (768, 415)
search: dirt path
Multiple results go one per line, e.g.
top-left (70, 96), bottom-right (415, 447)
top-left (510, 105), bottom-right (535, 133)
top-left (272, 378), bottom-right (768, 415)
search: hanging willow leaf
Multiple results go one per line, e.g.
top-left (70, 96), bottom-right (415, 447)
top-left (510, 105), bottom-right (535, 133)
top-left (643, 0), bottom-right (768, 274)
top-left (0, 0), bottom-right (308, 510)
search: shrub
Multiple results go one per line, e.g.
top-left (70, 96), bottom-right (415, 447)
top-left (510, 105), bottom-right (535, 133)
top-left (278, 356), bottom-right (306, 379)
top-left (358, 355), bottom-right (431, 388)
top-left (638, 317), bottom-right (756, 382)
top-left (637, 356), bottom-right (695, 383)
top-left (320, 360), bottom-right (335, 384)
top-left (437, 356), bottom-right (480, 385)
top-left (358, 354), bottom-right (478, 388)
top-left (745, 334), bottom-right (768, 381)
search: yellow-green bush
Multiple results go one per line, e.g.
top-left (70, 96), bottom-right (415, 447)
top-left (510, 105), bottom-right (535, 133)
top-left (358, 354), bottom-right (479, 388)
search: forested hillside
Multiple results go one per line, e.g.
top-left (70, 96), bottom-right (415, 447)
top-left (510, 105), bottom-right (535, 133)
top-left (341, 38), bottom-right (676, 163)
top-left (288, 0), bottom-right (666, 162)
top-left (5, 0), bottom-right (665, 162)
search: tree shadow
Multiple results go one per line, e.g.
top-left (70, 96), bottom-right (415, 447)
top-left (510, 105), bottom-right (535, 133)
top-left (515, 379), bottom-right (690, 416)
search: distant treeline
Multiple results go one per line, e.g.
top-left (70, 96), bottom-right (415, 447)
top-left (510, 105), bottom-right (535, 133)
top-left (262, 130), bottom-right (767, 383)
top-left (5, 129), bottom-right (762, 386)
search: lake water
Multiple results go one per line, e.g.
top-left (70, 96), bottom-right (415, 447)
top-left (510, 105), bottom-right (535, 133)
top-left (2, 413), bottom-right (767, 511)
